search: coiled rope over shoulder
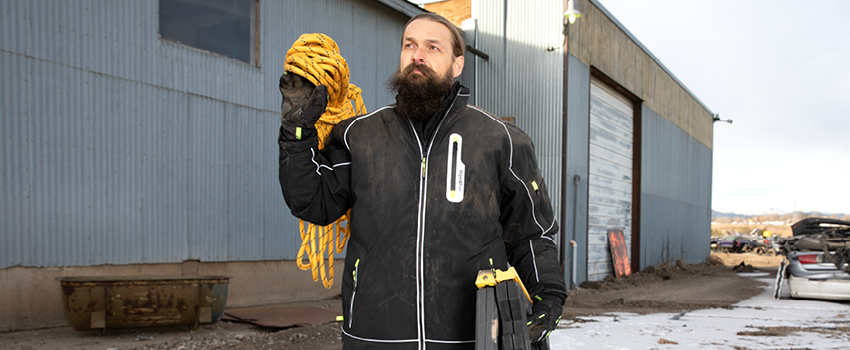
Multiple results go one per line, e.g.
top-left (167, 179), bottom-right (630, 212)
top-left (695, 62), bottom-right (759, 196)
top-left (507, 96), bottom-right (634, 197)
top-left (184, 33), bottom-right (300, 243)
top-left (284, 33), bottom-right (366, 289)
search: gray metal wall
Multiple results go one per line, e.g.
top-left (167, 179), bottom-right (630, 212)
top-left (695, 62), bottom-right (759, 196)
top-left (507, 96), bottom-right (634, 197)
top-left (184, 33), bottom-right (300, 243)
top-left (464, 0), bottom-right (565, 229)
top-left (0, 0), bottom-right (411, 268)
top-left (563, 54), bottom-right (590, 287)
top-left (639, 106), bottom-right (712, 267)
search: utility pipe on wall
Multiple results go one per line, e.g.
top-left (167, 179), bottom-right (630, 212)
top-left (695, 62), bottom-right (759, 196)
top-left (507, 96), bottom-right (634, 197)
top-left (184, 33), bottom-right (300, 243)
top-left (570, 240), bottom-right (577, 289)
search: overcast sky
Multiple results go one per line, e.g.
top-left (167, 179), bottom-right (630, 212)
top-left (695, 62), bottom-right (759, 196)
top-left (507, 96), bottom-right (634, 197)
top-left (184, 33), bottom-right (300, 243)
top-left (595, 0), bottom-right (850, 215)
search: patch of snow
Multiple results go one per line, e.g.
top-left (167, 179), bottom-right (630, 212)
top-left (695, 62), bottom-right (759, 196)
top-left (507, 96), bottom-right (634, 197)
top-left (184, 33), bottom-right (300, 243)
top-left (549, 277), bottom-right (850, 349)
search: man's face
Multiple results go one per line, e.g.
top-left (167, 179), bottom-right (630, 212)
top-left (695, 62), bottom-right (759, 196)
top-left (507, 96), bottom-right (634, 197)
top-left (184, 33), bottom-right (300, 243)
top-left (399, 19), bottom-right (464, 81)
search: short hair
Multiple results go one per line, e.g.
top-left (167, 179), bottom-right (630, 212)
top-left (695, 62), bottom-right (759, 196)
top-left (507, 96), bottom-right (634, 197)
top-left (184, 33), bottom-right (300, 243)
top-left (403, 13), bottom-right (465, 58)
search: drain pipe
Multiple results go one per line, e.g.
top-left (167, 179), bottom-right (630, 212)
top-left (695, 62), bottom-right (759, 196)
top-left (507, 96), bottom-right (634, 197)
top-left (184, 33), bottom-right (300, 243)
top-left (570, 240), bottom-right (577, 289)
top-left (570, 175), bottom-right (581, 289)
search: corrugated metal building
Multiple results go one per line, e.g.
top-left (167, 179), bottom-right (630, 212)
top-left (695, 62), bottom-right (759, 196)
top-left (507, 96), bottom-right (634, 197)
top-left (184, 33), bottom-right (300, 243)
top-left (1, 0), bottom-right (713, 331)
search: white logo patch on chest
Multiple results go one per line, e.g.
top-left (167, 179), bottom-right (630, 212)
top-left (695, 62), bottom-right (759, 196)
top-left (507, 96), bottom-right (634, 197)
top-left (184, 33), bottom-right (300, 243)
top-left (446, 133), bottom-right (465, 203)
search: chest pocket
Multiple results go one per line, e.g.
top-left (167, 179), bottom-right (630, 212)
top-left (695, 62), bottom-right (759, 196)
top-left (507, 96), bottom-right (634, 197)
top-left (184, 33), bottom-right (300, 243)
top-left (445, 133), bottom-right (465, 203)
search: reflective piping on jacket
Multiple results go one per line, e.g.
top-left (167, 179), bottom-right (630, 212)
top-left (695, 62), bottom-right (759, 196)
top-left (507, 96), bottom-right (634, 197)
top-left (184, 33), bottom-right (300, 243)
top-left (409, 121), bottom-right (426, 348)
top-left (310, 149), bottom-right (351, 175)
top-left (348, 259), bottom-right (360, 328)
top-left (426, 339), bottom-right (476, 344)
top-left (466, 105), bottom-right (557, 240)
top-left (341, 328), bottom-right (473, 346)
top-left (348, 290), bottom-right (357, 328)
top-left (530, 241), bottom-right (540, 283)
top-left (343, 106), bottom-right (393, 151)
top-left (341, 327), bottom-right (418, 344)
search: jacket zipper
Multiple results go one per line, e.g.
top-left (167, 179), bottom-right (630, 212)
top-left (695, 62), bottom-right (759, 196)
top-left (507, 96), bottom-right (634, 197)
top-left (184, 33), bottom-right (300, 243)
top-left (408, 91), bottom-right (459, 349)
top-left (349, 258), bottom-right (360, 328)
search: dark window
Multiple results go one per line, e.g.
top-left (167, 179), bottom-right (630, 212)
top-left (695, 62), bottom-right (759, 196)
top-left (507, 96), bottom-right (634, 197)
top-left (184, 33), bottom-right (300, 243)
top-left (159, 0), bottom-right (258, 65)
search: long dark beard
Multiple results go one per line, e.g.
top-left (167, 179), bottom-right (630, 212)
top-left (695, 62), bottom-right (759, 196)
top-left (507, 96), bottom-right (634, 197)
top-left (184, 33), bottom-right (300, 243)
top-left (388, 63), bottom-right (455, 121)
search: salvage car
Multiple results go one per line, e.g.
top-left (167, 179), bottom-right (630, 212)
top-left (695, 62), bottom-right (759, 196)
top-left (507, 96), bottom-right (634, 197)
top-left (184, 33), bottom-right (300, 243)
top-left (712, 235), bottom-right (757, 253)
top-left (747, 236), bottom-right (773, 255)
top-left (779, 218), bottom-right (850, 300)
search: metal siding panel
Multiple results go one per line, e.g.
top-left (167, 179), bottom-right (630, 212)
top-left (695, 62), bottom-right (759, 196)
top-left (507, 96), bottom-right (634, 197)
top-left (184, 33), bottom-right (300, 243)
top-left (0, 1), bottom-right (14, 53)
top-left (1, 50), bottom-right (33, 268)
top-left (225, 104), bottom-right (266, 261)
top-left (262, 110), bottom-right (290, 261)
top-left (89, 70), bottom-right (120, 266)
top-left (78, 68), bottom-right (96, 266)
top-left (639, 106), bottom-right (711, 267)
top-left (112, 76), bottom-right (146, 265)
top-left (124, 78), bottom-right (151, 264)
top-left (150, 86), bottom-right (190, 263)
top-left (31, 60), bottom-right (72, 267)
top-left (470, 0), bottom-right (563, 238)
top-left (351, 2), bottom-right (379, 109)
top-left (640, 195), bottom-right (707, 265)
top-left (187, 96), bottom-right (229, 262)
top-left (157, 41), bottom-right (266, 110)
top-left (565, 54), bottom-right (590, 286)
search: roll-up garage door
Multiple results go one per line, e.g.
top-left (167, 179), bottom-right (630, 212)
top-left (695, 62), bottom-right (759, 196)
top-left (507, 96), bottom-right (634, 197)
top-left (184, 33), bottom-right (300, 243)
top-left (587, 76), bottom-right (634, 281)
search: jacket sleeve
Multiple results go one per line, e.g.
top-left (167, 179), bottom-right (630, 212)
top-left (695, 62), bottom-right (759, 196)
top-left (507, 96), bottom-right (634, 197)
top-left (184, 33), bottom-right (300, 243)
top-left (278, 122), bottom-right (352, 226)
top-left (500, 124), bottom-right (568, 303)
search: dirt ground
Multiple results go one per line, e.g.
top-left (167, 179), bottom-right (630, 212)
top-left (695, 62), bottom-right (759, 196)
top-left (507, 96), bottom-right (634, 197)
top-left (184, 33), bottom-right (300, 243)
top-left (0, 253), bottom-right (777, 350)
top-left (562, 253), bottom-right (778, 320)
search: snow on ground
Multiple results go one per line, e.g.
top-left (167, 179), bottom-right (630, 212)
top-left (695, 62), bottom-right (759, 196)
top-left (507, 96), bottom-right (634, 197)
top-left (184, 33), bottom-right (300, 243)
top-left (549, 273), bottom-right (850, 349)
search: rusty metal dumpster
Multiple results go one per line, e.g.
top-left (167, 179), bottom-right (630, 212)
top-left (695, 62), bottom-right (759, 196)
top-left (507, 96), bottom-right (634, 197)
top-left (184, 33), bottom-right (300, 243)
top-left (56, 275), bottom-right (230, 331)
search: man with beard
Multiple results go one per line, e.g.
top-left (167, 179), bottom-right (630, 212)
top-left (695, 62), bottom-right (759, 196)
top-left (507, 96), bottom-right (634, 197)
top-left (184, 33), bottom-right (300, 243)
top-left (278, 13), bottom-right (566, 350)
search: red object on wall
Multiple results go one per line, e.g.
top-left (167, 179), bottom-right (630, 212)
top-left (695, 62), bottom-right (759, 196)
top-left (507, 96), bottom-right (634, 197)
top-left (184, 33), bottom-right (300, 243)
top-left (608, 229), bottom-right (632, 278)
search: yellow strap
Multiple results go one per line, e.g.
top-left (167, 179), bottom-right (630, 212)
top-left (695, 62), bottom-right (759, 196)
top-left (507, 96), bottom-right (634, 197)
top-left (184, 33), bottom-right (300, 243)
top-left (474, 267), bottom-right (533, 304)
top-left (286, 33), bottom-right (367, 289)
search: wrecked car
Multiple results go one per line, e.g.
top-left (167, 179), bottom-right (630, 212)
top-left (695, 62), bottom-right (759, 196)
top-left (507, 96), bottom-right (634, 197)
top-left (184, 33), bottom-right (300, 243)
top-left (749, 236), bottom-right (775, 255)
top-left (712, 235), bottom-right (757, 253)
top-left (778, 218), bottom-right (850, 300)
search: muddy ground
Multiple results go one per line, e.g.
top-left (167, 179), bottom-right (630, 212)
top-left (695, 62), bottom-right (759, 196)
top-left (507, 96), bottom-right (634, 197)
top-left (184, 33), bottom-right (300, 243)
top-left (561, 252), bottom-right (779, 320)
top-left (0, 252), bottom-right (778, 350)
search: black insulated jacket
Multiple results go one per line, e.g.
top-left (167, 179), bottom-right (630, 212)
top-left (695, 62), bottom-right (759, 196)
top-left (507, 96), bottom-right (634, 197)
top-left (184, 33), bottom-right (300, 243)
top-left (279, 84), bottom-right (567, 349)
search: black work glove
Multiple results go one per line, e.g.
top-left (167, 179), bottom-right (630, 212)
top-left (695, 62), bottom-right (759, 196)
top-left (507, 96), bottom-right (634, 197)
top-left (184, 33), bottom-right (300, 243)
top-left (279, 72), bottom-right (328, 143)
top-left (527, 294), bottom-right (563, 343)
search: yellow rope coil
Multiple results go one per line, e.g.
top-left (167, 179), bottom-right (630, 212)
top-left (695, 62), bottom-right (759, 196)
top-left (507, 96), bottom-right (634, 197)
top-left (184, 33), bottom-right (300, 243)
top-left (285, 33), bottom-right (366, 289)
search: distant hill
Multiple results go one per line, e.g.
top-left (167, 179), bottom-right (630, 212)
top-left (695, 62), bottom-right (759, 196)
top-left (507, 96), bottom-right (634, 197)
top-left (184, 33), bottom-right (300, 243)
top-left (712, 210), bottom-right (750, 219)
top-left (712, 210), bottom-right (849, 223)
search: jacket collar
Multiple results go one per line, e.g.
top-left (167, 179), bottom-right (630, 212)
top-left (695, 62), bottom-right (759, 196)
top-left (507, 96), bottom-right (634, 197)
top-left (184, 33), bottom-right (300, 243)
top-left (406, 82), bottom-right (470, 146)
top-left (440, 82), bottom-right (469, 125)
